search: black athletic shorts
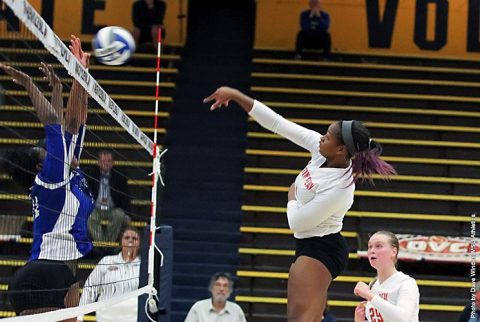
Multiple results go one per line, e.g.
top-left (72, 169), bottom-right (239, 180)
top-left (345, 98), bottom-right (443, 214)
top-left (294, 232), bottom-right (349, 279)
top-left (8, 260), bottom-right (77, 315)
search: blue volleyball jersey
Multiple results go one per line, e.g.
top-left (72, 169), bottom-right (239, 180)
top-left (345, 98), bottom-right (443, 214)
top-left (29, 124), bottom-right (94, 261)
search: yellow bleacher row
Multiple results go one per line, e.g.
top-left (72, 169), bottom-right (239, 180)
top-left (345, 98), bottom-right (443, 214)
top-left (3, 183), bottom-right (479, 205)
top-left (253, 57), bottom-right (480, 76)
top-left (244, 184), bottom-right (480, 203)
top-left (0, 46), bottom-right (180, 60)
top-left (262, 101), bottom-right (480, 119)
top-left (252, 72), bottom-right (480, 89)
top-left (0, 75), bottom-right (176, 89)
top-left (252, 86), bottom-right (480, 104)
top-left (1, 127), bottom-right (480, 150)
top-left (4, 61), bottom-right (178, 75)
top-left (248, 131), bottom-right (480, 149)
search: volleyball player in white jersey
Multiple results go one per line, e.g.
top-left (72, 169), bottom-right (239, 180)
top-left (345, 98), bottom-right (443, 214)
top-left (204, 87), bottom-right (397, 321)
top-left (77, 227), bottom-right (141, 322)
top-left (2, 36), bottom-right (92, 319)
top-left (354, 231), bottom-right (420, 322)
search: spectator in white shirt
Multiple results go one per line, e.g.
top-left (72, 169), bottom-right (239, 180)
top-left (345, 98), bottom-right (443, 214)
top-left (184, 272), bottom-right (246, 322)
top-left (77, 226), bottom-right (141, 322)
top-left (354, 231), bottom-right (420, 322)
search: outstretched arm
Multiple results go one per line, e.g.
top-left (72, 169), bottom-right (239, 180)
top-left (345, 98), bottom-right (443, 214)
top-left (39, 62), bottom-right (64, 126)
top-left (203, 86), bottom-right (254, 112)
top-left (204, 87), bottom-right (320, 153)
top-left (65, 35), bottom-right (90, 134)
top-left (0, 63), bottom-right (59, 126)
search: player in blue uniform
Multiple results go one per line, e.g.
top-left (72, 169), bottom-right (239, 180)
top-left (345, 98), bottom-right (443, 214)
top-left (1, 36), bottom-right (92, 319)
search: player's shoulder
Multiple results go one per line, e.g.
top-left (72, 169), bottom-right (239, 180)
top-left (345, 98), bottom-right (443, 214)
top-left (396, 271), bottom-right (419, 289)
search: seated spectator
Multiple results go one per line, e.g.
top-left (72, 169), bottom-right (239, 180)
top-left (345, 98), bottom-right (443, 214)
top-left (184, 272), bottom-right (246, 322)
top-left (77, 227), bottom-right (141, 322)
top-left (132, 0), bottom-right (167, 52)
top-left (85, 150), bottom-right (131, 243)
top-left (295, 0), bottom-right (331, 59)
top-left (457, 281), bottom-right (480, 322)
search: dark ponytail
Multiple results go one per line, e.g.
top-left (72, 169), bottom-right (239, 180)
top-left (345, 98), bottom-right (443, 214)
top-left (338, 120), bottom-right (397, 184)
top-left (0, 147), bottom-right (41, 191)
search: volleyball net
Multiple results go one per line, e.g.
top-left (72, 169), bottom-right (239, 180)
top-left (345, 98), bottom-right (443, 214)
top-left (0, 0), bottom-right (166, 320)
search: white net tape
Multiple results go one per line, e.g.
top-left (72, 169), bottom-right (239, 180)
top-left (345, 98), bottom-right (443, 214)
top-left (2, 285), bottom-right (151, 322)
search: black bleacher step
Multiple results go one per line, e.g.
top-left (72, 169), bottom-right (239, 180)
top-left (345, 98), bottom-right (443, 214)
top-left (0, 111), bottom-right (170, 129)
top-left (252, 77), bottom-right (480, 98)
top-left (0, 51), bottom-right (177, 70)
top-left (170, 299), bottom-right (198, 318)
top-left (246, 138), bottom-right (480, 160)
top-left (171, 311), bottom-right (188, 322)
top-left (174, 263), bottom-right (237, 276)
top-left (242, 189), bottom-right (478, 216)
top-left (161, 218), bottom-right (236, 231)
top-left (253, 50), bottom-right (480, 69)
top-left (3, 64), bottom-right (176, 83)
top-left (239, 253), bottom-right (295, 269)
top-left (3, 95), bottom-right (173, 111)
top-left (241, 235), bottom-right (357, 251)
top-left (174, 240), bottom-right (239, 254)
top-left (161, 203), bottom-right (243, 218)
top-left (252, 62), bottom-right (480, 83)
top-left (246, 154), bottom-right (478, 178)
top-left (247, 121), bottom-right (480, 144)
top-left (173, 230), bottom-right (241, 245)
top-left (162, 204), bottom-right (243, 221)
top-left (254, 91), bottom-right (479, 112)
top-left (328, 279), bottom-right (468, 301)
top-left (245, 105), bottom-right (480, 128)
top-left (174, 251), bottom-right (239, 265)
top-left (0, 38), bottom-right (181, 53)
top-left (173, 272), bottom-right (221, 287)
top-left (244, 172), bottom-right (480, 196)
top-left (352, 196), bottom-right (477, 218)
top-left (172, 285), bottom-right (209, 299)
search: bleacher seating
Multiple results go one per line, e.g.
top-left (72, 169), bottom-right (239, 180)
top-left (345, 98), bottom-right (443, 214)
top-left (235, 50), bottom-right (479, 322)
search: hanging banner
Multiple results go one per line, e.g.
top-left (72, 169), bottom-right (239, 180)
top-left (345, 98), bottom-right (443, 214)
top-left (357, 234), bottom-right (480, 264)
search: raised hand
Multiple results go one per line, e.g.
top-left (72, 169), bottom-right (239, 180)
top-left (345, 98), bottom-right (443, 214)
top-left (0, 63), bottom-right (33, 88)
top-left (354, 301), bottom-right (367, 322)
top-left (39, 62), bottom-right (61, 88)
top-left (354, 281), bottom-right (374, 301)
top-left (203, 86), bottom-right (238, 111)
top-left (69, 35), bottom-right (91, 68)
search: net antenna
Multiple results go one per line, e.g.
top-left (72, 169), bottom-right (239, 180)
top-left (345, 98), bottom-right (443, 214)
top-left (1, 0), bottom-right (165, 320)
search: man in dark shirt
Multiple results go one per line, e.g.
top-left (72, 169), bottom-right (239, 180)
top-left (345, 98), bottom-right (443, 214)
top-left (295, 0), bottom-right (331, 59)
top-left (85, 150), bottom-right (131, 243)
top-left (132, 0), bottom-right (166, 51)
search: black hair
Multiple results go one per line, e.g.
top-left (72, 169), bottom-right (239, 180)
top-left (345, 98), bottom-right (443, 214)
top-left (335, 120), bottom-right (397, 183)
top-left (1, 147), bottom-right (42, 191)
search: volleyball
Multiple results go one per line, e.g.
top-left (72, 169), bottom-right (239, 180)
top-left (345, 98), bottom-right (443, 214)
top-left (92, 26), bottom-right (135, 66)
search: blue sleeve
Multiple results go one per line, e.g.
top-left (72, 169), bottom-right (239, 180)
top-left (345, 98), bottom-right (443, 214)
top-left (300, 11), bottom-right (310, 30)
top-left (39, 124), bottom-right (76, 184)
top-left (319, 12), bottom-right (330, 31)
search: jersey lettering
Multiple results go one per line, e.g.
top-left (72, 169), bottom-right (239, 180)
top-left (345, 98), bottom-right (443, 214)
top-left (368, 307), bottom-right (384, 322)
